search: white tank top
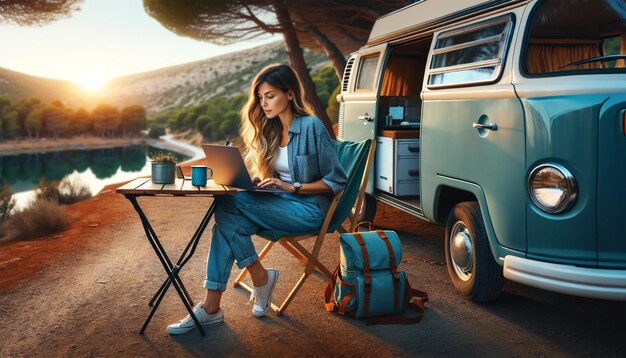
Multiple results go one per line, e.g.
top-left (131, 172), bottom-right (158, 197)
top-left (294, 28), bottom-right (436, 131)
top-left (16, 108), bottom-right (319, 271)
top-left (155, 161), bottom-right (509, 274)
top-left (275, 145), bottom-right (291, 182)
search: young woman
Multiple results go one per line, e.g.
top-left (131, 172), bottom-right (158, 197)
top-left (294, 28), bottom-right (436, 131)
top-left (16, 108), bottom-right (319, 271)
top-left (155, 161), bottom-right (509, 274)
top-left (167, 64), bottom-right (347, 335)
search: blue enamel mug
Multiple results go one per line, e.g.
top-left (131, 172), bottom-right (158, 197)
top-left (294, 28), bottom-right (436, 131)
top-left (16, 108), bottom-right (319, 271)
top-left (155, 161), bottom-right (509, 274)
top-left (191, 165), bottom-right (212, 186)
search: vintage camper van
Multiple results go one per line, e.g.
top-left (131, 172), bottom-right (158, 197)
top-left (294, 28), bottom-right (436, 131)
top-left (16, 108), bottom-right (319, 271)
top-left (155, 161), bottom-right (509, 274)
top-left (338, 0), bottom-right (626, 301)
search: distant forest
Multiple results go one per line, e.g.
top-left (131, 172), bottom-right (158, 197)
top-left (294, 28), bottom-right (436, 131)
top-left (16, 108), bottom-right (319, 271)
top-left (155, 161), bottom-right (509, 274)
top-left (0, 96), bottom-right (147, 141)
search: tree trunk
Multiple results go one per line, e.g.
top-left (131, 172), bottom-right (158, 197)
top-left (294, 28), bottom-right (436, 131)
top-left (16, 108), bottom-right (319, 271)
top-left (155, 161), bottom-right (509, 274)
top-left (274, 2), bottom-right (336, 139)
top-left (306, 25), bottom-right (347, 81)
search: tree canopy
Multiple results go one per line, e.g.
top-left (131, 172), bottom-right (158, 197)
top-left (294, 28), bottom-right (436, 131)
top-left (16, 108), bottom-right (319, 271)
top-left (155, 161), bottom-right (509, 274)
top-left (0, 0), bottom-right (83, 26)
top-left (0, 95), bottom-right (146, 141)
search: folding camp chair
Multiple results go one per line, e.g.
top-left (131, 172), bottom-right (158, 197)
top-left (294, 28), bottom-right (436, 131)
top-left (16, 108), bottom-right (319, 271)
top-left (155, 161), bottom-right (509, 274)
top-left (233, 139), bottom-right (376, 315)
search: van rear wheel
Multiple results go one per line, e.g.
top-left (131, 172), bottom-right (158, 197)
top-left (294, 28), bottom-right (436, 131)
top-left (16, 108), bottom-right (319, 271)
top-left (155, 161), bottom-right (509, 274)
top-left (444, 201), bottom-right (503, 302)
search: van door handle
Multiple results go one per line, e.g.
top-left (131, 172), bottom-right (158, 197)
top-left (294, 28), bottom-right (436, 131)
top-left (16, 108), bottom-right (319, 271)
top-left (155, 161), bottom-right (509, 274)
top-left (472, 122), bottom-right (497, 130)
top-left (358, 113), bottom-right (374, 122)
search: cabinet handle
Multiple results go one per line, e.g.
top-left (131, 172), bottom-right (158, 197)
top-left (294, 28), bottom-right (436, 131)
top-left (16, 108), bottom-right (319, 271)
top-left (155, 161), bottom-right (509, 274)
top-left (379, 176), bottom-right (388, 180)
top-left (408, 146), bottom-right (419, 153)
top-left (408, 170), bottom-right (420, 177)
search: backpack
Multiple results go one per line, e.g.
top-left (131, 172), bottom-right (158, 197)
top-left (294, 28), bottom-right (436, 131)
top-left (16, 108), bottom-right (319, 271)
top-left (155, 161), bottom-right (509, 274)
top-left (324, 228), bottom-right (428, 325)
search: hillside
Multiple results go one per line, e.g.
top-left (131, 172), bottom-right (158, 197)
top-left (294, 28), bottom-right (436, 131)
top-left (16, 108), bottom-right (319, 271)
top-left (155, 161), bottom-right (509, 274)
top-left (0, 41), bottom-right (329, 113)
top-left (0, 67), bottom-right (88, 107)
top-left (100, 41), bottom-right (329, 113)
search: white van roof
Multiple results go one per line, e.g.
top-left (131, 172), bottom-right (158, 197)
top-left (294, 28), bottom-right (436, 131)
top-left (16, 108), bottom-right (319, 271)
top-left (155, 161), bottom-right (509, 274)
top-left (368, 0), bottom-right (521, 45)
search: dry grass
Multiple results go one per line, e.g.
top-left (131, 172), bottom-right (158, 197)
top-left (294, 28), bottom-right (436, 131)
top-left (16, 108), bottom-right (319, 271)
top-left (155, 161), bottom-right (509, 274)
top-left (2, 199), bottom-right (72, 242)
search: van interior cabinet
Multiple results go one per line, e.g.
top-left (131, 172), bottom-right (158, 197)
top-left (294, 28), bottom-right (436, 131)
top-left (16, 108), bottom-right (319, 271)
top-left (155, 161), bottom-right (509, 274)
top-left (375, 131), bottom-right (420, 196)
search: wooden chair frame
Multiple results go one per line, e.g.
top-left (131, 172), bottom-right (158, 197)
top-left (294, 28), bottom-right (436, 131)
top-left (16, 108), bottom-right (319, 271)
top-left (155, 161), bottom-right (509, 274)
top-left (233, 140), bottom-right (377, 315)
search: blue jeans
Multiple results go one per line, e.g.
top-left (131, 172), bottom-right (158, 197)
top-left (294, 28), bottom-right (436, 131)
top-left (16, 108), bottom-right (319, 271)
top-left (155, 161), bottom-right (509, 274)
top-left (204, 191), bottom-right (324, 291)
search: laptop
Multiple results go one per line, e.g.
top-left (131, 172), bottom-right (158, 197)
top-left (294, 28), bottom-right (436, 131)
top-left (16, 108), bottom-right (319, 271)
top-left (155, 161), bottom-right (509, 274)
top-left (201, 144), bottom-right (289, 193)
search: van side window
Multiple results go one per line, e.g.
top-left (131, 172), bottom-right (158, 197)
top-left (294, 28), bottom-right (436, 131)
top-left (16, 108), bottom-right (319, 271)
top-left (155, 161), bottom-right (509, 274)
top-left (428, 16), bottom-right (513, 87)
top-left (355, 54), bottom-right (380, 91)
top-left (523, 0), bottom-right (626, 75)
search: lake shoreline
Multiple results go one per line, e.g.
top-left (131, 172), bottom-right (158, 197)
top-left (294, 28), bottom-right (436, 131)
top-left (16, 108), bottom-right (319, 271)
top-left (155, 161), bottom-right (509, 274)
top-left (0, 136), bottom-right (148, 156)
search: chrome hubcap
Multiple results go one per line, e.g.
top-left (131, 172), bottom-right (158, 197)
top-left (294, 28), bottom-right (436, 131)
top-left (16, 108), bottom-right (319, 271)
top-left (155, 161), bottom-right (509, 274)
top-left (450, 221), bottom-right (473, 281)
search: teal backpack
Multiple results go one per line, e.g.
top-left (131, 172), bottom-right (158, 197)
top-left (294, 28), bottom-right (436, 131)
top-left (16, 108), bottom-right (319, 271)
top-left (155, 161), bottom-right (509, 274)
top-left (324, 228), bottom-right (429, 325)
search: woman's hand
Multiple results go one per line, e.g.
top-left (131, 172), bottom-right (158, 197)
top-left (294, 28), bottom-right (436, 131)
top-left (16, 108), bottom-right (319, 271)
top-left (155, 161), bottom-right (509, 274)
top-left (251, 176), bottom-right (261, 185)
top-left (257, 177), bottom-right (293, 192)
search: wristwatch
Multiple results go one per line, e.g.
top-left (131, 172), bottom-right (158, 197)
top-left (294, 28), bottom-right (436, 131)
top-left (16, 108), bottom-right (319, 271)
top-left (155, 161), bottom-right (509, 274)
top-left (292, 181), bottom-right (302, 194)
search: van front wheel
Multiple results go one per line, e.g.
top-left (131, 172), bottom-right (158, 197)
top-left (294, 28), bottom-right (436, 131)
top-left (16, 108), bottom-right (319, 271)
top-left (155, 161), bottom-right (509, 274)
top-left (444, 201), bottom-right (503, 302)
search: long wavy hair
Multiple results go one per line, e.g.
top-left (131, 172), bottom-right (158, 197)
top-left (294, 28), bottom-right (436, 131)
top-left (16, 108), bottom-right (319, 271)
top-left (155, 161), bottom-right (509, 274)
top-left (241, 64), bottom-right (312, 178)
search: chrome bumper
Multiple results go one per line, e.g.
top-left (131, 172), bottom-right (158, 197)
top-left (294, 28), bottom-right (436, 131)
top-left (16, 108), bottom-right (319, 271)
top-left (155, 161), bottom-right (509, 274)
top-left (503, 255), bottom-right (626, 301)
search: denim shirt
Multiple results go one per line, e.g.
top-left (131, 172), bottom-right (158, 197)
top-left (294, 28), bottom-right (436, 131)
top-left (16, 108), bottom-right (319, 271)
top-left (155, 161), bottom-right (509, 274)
top-left (285, 115), bottom-right (347, 213)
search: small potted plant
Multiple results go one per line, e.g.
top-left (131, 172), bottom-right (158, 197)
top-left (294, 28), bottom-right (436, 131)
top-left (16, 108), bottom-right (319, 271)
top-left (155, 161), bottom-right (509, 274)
top-left (150, 152), bottom-right (177, 184)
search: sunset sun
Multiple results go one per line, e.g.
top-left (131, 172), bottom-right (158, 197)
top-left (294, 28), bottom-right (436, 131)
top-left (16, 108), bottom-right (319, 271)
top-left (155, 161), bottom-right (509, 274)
top-left (77, 72), bottom-right (108, 92)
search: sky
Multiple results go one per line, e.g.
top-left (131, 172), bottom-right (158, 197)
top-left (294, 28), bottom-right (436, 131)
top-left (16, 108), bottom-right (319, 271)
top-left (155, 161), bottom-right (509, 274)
top-left (0, 0), bottom-right (279, 89)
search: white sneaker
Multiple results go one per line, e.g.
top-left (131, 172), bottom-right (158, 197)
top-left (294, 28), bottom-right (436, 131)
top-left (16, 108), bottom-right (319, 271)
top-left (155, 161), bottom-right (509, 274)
top-left (250, 269), bottom-right (279, 318)
top-left (166, 303), bottom-right (224, 335)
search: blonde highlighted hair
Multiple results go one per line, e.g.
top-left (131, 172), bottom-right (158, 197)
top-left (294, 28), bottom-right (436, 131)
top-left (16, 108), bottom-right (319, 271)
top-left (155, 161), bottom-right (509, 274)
top-left (240, 64), bottom-right (312, 178)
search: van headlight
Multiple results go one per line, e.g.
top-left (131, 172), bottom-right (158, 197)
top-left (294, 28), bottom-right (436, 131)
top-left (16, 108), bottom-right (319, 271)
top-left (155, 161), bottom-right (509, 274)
top-left (528, 163), bottom-right (577, 213)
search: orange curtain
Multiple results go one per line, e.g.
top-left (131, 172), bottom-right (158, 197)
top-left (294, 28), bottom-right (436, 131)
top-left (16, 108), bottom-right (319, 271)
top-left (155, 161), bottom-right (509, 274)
top-left (616, 33), bottom-right (626, 69)
top-left (527, 43), bottom-right (601, 74)
top-left (380, 56), bottom-right (422, 96)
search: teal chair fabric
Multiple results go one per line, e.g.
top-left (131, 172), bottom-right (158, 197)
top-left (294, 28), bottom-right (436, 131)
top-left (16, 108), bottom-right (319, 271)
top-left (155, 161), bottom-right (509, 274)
top-left (258, 139), bottom-right (373, 241)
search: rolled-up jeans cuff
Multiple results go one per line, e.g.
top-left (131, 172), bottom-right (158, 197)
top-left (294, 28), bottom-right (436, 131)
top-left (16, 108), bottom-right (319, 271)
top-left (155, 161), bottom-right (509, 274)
top-left (235, 253), bottom-right (259, 269)
top-left (203, 280), bottom-right (227, 291)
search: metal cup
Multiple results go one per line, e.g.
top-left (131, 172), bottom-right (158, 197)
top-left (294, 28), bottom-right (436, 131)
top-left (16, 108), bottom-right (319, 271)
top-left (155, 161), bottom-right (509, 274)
top-left (191, 165), bottom-right (208, 186)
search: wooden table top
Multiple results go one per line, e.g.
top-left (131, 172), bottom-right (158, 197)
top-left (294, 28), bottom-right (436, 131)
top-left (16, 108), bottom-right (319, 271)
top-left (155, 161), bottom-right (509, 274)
top-left (116, 177), bottom-right (240, 196)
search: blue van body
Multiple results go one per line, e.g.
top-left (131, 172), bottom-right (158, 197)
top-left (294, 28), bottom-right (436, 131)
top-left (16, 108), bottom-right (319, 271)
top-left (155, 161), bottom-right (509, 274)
top-left (337, 0), bottom-right (626, 301)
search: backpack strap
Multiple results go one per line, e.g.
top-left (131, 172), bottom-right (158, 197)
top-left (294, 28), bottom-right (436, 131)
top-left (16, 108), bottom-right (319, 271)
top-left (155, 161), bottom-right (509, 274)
top-left (353, 232), bottom-right (371, 318)
top-left (324, 265), bottom-right (339, 312)
top-left (324, 264), bottom-right (357, 315)
top-left (376, 230), bottom-right (401, 312)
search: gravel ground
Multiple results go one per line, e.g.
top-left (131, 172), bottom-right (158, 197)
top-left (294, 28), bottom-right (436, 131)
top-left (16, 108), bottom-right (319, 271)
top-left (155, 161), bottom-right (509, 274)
top-left (0, 192), bottom-right (624, 357)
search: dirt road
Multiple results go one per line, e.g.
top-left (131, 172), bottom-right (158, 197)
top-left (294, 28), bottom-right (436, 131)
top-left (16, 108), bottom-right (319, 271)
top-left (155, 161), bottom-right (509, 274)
top-left (0, 190), bottom-right (624, 357)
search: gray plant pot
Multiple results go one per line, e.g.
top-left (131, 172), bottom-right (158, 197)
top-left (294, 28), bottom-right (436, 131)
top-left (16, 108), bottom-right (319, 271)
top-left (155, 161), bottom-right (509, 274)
top-left (151, 162), bottom-right (175, 184)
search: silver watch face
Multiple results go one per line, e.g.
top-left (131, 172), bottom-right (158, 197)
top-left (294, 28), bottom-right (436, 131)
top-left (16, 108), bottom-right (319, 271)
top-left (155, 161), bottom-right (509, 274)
top-left (294, 182), bottom-right (302, 188)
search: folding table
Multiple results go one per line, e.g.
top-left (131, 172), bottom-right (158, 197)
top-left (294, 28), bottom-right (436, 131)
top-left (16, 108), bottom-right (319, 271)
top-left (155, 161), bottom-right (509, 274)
top-left (116, 177), bottom-right (238, 336)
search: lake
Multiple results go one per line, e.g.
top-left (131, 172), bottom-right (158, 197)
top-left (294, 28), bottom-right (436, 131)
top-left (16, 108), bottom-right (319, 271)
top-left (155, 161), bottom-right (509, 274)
top-left (0, 146), bottom-right (191, 209)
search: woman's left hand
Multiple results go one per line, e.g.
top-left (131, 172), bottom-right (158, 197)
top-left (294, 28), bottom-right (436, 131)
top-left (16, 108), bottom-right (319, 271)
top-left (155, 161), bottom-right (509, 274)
top-left (257, 177), bottom-right (293, 192)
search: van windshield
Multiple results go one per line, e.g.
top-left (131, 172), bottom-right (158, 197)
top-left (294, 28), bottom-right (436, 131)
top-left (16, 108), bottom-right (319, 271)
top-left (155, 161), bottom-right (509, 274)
top-left (524, 0), bottom-right (626, 75)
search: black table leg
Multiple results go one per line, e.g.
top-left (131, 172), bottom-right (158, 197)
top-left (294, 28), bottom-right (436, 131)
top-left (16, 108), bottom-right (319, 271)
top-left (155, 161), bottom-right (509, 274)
top-left (126, 195), bottom-right (216, 336)
top-left (149, 201), bottom-right (215, 307)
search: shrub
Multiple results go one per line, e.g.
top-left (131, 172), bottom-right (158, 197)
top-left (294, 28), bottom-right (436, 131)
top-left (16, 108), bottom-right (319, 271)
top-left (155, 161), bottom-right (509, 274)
top-left (148, 125), bottom-right (165, 139)
top-left (36, 178), bottom-right (60, 203)
top-left (2, 198), bottom-right (71, 241)
top-left (0, 185), bottom-right (16, 238)
top-left (58, 175), bottom-right (92, 205)
top-left (36, 177), bottom-right (92, 206)
top-left (0, 185), bottom-right (15, 222)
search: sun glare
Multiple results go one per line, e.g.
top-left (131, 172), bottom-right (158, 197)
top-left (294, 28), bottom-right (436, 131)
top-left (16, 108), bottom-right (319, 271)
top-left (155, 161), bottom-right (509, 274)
top-left (78, 72), bottom-right (108, 92)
